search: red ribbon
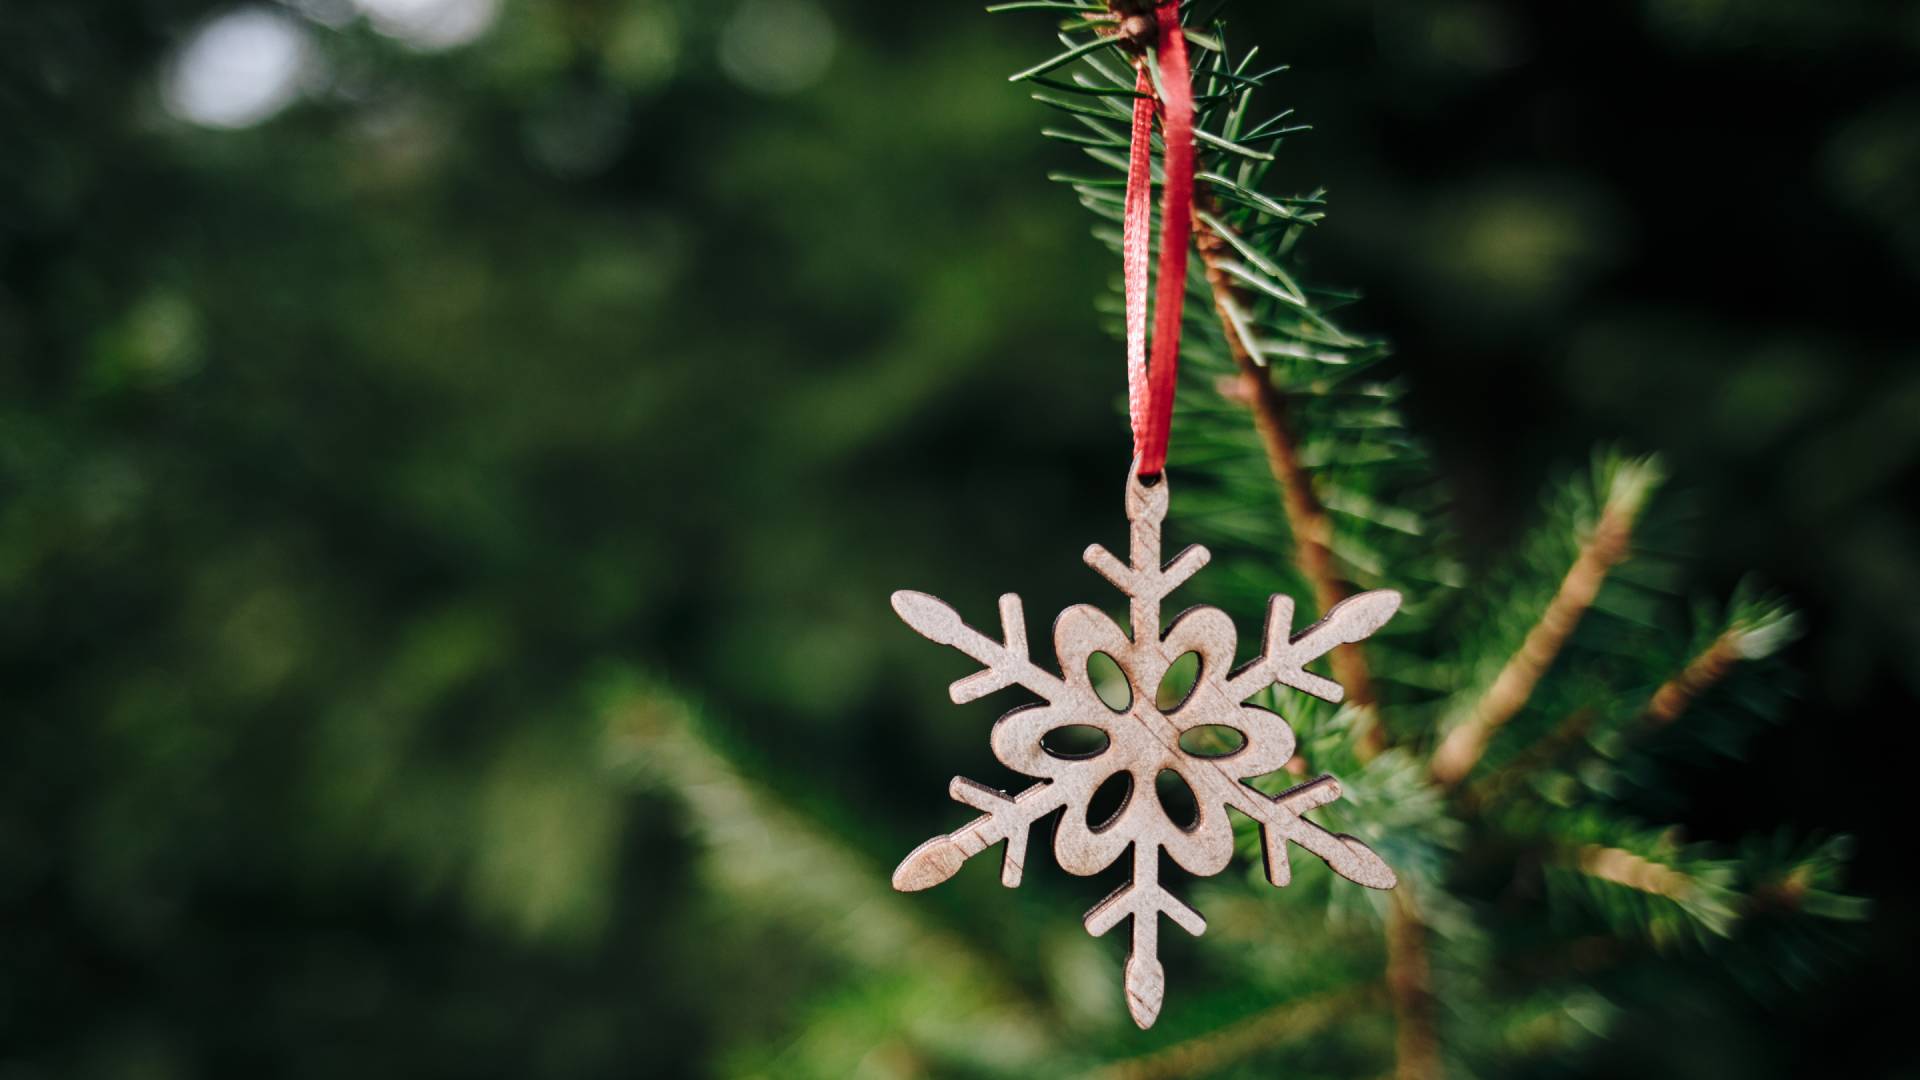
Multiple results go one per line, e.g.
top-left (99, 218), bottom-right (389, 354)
top-left (1122, 1), bottom-right (1195, 479)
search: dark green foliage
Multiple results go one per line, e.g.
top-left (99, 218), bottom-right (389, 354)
top-left (1, 1), bottom-right (1912, 1078)
top-left (609, 7), bottom-right (1874, 1075)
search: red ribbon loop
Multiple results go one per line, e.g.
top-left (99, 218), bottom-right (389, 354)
top-left (1122, 1), bottom-right (1195, 479)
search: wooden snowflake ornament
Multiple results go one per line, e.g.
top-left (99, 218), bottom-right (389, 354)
top-left (891, 470), bottom-right (1400, 1028)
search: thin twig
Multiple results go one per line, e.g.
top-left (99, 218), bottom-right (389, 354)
top-left (1191, 206), bottom-right (1383, 753)
top-left (1430, 501), bottom-right (1638, 787)
top-left (609, 692), bottom-right (1058, 1026)
top-left (1640, 631), bottom-right (1741, 728)
top-left (1385, 891), bottom-right (1442, 1080)
top-left (1572, 844), bottom-right (1698, 902)
top-left (1465, 627), bottom-right (1744, 810)
top-left (1192, 204), bottom-right (1436, 1077)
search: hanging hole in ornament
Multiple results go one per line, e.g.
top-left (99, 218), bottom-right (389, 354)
top-left (1177, 725), bottom-right (1246, 757)
top-left (1041, 724), bottom-right (1110, 759)
top-left (1087, 651), bottom-right (1131, 712)
top-left (1087, 770), bottom-right (1132, 832)
top-left (1155, 768), bottom-right (1199, 831)
top-left (1156, 650), bottom-right (1201, 711)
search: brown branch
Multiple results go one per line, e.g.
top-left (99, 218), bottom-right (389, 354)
top-left (1745, 866), bottom-right (1815, 916)
top-left (1192, 207), bottom-right (1435, 1077)
top-left (1386, 891), bottom-right (1442, 1080)
top-left (1470, 628), bottom-right (1745, 813)
top-left (1191, 209), bottom-right (1383, 752)
top-left (1572, 844), bottom-right (1698, 902)
top-left (1430, 501), bottom-right (1638, 788)
top-left (1640, 631), bottom-right (1741, 728)
top-left (1464, 627), bottom-right (1743, 810)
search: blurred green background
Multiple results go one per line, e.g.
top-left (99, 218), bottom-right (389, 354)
top-left (2, 0), bottom-right (1916, 1076)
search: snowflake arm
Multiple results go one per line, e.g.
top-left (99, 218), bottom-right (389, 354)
top-left (1226, 775), bottom-right (1397, 889)
top-left (890, 591), bottom-right (1066, 704)
top-left (892, 777), bottom-right (1066, 891)
top-left (889, 590), bottom-right (1075, 892)
top-left (1225, 589), bottom-right (1403, 704)
top-left (1221, 588), bottom-right (1402, 890)
top-left (1084, 840), bottom-right (1208, 1027)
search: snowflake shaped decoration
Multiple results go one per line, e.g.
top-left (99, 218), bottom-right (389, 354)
top-left (891, 471), bottom-right (1400, 1028)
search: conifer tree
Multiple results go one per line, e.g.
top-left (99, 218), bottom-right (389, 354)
top-left (624, 3), bottom-right (1865, 1075)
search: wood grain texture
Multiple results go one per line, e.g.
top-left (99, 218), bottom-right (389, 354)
top-left (891, 470), bottom-right (1400, 1028)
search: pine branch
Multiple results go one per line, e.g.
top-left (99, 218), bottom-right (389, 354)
top-left (1642, 590), bottom-right (1799, 729)
top-left (1537, 814), bottom-right (1746, 946)
top-left (1193, 206), bottom-right (1384, 747)
top-left (1198, 197), bottom-right (1445, 1080)
top-left (1640, 634), bottom-right (1741, 728)
top-left (1430, 459), bottom-right (1663, 787)
top-left (1551, 831), bottom-right (1855, 947)
top-left (1738, 834), bottom-right (1866, 923)
top-left (1175, 26), bottom-right (1448, 1078)
top-left (1386, 890), bottom-right (1443, 1080)
top-left (1571, 843), bottom-right (1708, 905)
top-left (990, 6), bottom-right (1860, 1072)
top-left (1468, 583), bottom-right (1800, 812)
top-left (605, 678), bottom-right (1061, 1066)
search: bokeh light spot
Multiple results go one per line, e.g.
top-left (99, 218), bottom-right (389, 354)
top-left (353, 0), bottom-right (499, 51)
top-left (718, 0), bottom-right (836, 96)
top-left (606, 5), bottom-right (681, 92)
top-left (162, 7), bottom-right (312, 130)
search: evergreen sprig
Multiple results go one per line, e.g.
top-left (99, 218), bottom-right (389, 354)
top-left (999, 5), bottom-right (1864, 1075)
top-left (611, 4), bottom-right (1864, 1076)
